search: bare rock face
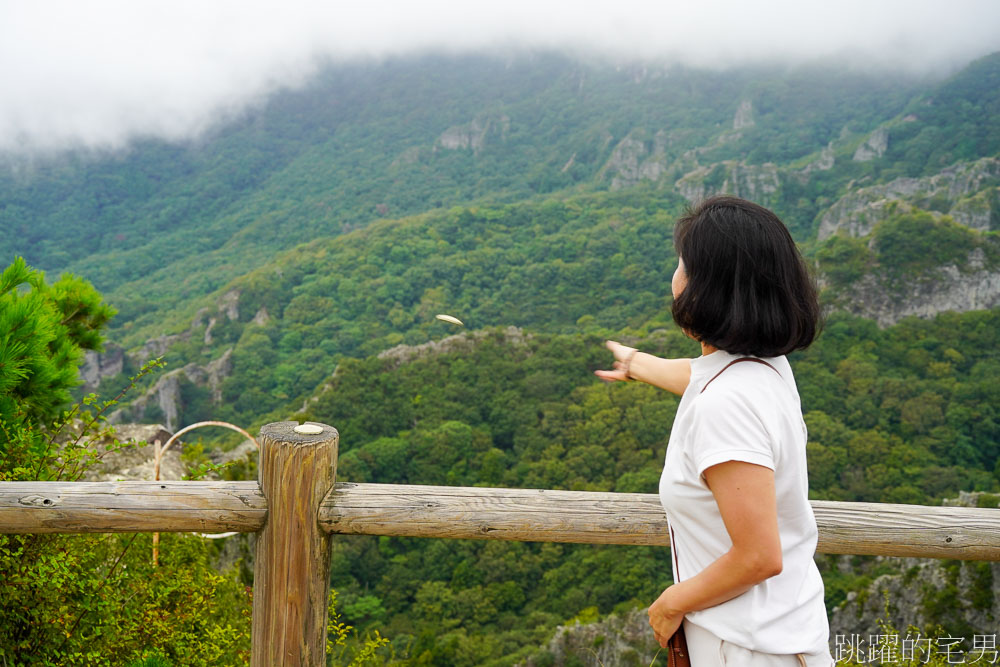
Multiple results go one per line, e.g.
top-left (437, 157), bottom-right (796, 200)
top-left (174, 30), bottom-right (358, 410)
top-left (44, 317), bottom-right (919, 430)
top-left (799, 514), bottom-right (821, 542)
top-left (204, 317), bottom-right (217, 344)
top-left (800, 142), bottom-right (836, 176)
top-left (82, 423), bottom-right (187, 482)
top-left (377, 326), bottom-right (529, 369)
top-left (86, 277), bottom-right (251, 424)
top-left (140, 372), bottom-right (182, 432)
top-left (437, 113), bottom-right (510, 154)
top-left (139, 331), bottom-right (189, 364)
top-left (603, 131), bottom-right (669, 190)
top-left (110, 348), bottom-right (234, 431)
top-left (252, 306), bottom-right (270, 326)
top-left (517, 607), bottom-right (660, 667)
top-left (949, 187), bottom-right (1000, 230)
top-left (674, 160), bottom-right (781, 207)
top-left (203, 348), bottom-right (233, 403)
top-left (852, 126), bottom-right (889, 162)
top-left (79, 344), bottom-right (125, 392)
top-left (218, 288), bottom-right (241, 321)
top-left (818, 158), bottom-right (1000, 240)
top-left (733, 99), bottom-right (755, 130)
top-left (827, 250), bottom-right (1000, 328)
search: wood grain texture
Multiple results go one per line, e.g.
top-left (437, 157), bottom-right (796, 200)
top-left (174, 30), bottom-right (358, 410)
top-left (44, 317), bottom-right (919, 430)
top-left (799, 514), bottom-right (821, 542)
top-left (320, 483), bottom-right (1000, 561)
top-left (251, 421), bottom-right (339, 667)
top-left (4, 480), bottom-right (999, 561)
top-left (0, 481), bottom-right (264, 533)
top-left (812, 500), bottom-right (1000, 561)
top-left (320, 483), bottom-right (672, 546)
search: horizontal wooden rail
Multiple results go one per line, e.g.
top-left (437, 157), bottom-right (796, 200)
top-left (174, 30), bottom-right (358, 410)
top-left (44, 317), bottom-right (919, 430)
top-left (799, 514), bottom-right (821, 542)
top-left (321, 484), bottom-right (1000, 561)
top-left (3, 481), bottom-right (999, 560)
top-left (0, 481), bottom-right (265, 533)
top-left (811, 499), bottom-right (1000, 561)
top-left (321, 483), bottom-right (670, 546)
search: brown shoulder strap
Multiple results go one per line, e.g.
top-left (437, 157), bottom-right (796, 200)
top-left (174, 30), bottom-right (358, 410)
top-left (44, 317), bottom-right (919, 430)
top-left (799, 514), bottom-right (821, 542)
top-left (670, 525), bottom-right (681, 580)
top-left (700, 357), bottom-right (779, 394)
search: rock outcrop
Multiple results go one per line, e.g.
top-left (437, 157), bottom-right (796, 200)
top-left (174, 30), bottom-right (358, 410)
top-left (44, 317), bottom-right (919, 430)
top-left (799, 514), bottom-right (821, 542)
top-left (81, 282), bottom-right (253, 426)
top-left (818, 158), bottom-right (1000, 239)
top-left (517, 607), bottom-right (660, 667)
top-left (826, 249), bottom-right (1000, 328)
top-left (109, 348), bottom-right (233, 431)
top-left (82, 423), bottom-right (185, 482)
top-left (218, 289), bottom-right (240, 321)
top-left (437, 113), bottom-right (510, 154)
top-left (733, 99), bottom-right (754, 130)
top-left (800, 142), bottom-right (835, 176)
top-left (377, 326), bottom-right (529, 369)
top-left (675, 160), bottom-right (781, 207)
top-left (603, 131), bottom-right (670, 190)
top-left (852, 126), bottom-right (889, 162)
top-left (80, 343), bottom-right (125, 392)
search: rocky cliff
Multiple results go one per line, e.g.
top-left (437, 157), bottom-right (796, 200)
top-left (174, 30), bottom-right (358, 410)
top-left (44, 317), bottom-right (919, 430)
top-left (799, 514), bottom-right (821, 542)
top-left (602, 131), bottom-right (671, 190)
top-left (818, 157), bottom-right (1000, 239)
top-left (110, 349), bottom-right (233, 431)
top-left (436, 112), bottom-right (511, 154)
top-left (852, 126), bottom-right (889, 162)
top-left (829, 250), bottom-right (1000, 328)
top-left (674, 160), bottom-right (781, 208)
top-left (83, 288), bottom-right (247, 430)
top-left (517, 607), bottom-right (660, 667)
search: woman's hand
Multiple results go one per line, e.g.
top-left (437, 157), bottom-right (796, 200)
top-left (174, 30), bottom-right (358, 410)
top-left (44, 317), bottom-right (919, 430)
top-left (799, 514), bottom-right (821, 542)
top-left (594, 340), bottom-right (637, 383)
top-left (595, 340), bottom-right (692, 395)
top-left (648, 586), bottom-right (685, 648)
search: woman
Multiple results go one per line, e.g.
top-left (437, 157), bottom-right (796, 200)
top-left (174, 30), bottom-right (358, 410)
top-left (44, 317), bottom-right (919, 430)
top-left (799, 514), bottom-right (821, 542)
top-left (596, 196), bottom-right (833, 666)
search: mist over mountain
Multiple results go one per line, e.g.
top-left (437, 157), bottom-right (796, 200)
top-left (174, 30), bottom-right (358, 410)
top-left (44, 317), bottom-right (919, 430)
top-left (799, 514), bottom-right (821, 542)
top-left (3, 1), bottom-right (999, 153)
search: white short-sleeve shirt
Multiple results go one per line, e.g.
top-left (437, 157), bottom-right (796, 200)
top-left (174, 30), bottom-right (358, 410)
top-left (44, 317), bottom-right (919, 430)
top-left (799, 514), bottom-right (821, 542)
top-left (658, 349), bottom-right (829, 654)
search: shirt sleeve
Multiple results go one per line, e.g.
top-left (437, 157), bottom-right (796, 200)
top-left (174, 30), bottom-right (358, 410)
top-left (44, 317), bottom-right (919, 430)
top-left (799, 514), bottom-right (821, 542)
top-left (689, 386), bottom-right (775, 479)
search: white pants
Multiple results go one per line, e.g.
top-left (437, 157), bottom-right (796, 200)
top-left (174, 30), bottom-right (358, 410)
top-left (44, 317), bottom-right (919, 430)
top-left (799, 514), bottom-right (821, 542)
top-left (683, 619), bottom-right (835, 667)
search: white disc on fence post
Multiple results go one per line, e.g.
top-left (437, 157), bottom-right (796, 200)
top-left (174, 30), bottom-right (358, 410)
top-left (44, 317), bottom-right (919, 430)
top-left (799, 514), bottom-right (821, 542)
top-left (293, 424), bottom-right (324, 435)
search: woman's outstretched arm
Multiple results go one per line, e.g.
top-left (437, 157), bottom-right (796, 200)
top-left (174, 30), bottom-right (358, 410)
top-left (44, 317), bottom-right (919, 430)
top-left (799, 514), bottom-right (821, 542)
top-left (594, 340), bottom-right (692, 396)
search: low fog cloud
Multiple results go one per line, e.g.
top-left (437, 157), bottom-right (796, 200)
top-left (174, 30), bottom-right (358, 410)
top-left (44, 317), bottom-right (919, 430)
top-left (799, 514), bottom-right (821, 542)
top-left (2, 0), bottom-right (999, 154)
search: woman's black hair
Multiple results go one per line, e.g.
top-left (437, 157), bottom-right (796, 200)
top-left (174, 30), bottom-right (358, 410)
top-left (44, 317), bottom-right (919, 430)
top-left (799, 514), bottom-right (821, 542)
top-left (671, 195), bottom-right (821, 357)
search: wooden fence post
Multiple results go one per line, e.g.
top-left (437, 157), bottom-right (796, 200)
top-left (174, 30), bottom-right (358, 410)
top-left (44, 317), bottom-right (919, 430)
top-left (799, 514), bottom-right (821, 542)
top-left (251, 421), bottom-right (339, 666)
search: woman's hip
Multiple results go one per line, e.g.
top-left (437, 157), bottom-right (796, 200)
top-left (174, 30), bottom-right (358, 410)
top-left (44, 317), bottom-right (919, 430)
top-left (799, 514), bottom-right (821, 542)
top-left (682, 619), bottom-right (834, 667)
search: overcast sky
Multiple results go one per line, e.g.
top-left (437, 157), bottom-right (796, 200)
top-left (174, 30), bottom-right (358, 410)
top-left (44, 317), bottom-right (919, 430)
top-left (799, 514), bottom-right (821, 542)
top-left (2, 0), bottom-right (999, 154)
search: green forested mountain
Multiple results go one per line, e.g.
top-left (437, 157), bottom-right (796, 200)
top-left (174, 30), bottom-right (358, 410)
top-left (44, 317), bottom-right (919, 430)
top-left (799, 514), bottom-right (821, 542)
top-left (4, 50), bottom-right (1000, 666)
top-left (6, 52), bottom-right (998, 346)
top-left (106, 191), bottom-right (686, 428)
top-left (3, 52), bottom-right (933, 334)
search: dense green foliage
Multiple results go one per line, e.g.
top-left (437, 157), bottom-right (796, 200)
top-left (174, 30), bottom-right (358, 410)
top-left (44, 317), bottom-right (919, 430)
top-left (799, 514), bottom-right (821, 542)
top-left (0, 259), bottom-right (399, 666)
top-left (885, 52), bottom-right (1000, 176)
top-left (107, 190), bottom-right (686, 429)
top-left (0, 257), bottom-right (114, 426)
top-left (0, 259), bottom-right (253, 665)
top-left (300, 329), bottom-right (690, 665)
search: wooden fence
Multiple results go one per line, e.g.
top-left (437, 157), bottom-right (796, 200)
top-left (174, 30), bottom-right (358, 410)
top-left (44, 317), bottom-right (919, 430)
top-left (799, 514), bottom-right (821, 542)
top-left (2, 421), bottom-right (1000, 665)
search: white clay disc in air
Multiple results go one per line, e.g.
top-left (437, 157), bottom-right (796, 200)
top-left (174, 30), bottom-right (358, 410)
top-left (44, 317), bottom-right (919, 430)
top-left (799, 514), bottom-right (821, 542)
top-left (294, 424), bottom-right (324, 435)
top-left (435, 314), bottom-right (464, 326)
